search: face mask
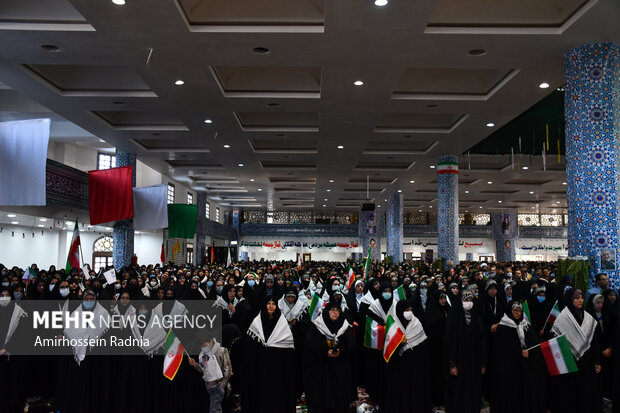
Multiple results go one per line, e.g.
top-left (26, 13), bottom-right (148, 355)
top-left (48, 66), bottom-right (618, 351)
top-left (207, 281), bottom-right (214, 288)
top-left (138, 309), bottom-right (149, 317)
top-left (216, 286), bottom-right (223, 294)
top-left (382, 292), bottom-right (392, 300)
top-left (115, 283), bottom-right (121, 290)
top-left (462, 301), bottom-right (474, 311)
top-left (60, 288), bottom-right (70, 298)
top-left (13, 292), bottom-right (23, 301)
top-left (0, 296), bottom-right (10, 307)
top-left (537, 296), bottom-right (546, 303)
top-left (48, 283), bottom-right (55, 291)
top-left (82, 301), bottom-right (96, 311)
top-left (247, 280), bottom-right (255, 287)
top-left (149, 280), bottom-right (157, 287)
top-left (403, 310), bottom-right (413, 321)
top-left (332, 285), bottom-right (340, 291)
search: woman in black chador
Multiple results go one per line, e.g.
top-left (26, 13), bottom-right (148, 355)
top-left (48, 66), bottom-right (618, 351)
top-left (443, 287), bottom-right (486, 413)
top-left (492, 300), bottom-right (546, 412)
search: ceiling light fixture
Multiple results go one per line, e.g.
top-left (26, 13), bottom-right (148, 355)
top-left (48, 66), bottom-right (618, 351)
top-left (223, 145), bottom-right (230, 148)
top-left (250, 178), bottom-right (255, 182)
top-left (378, 205), bottom-right (382, 208)
top-left (329, 179), bottom-right (334, 183)
top-left (112, 0), bottom-right (125, 4)
top-left (204, 119), bottom-right (213, 124)
top-left (522, 166), bottom-right (529, 170)
top-left (257, 188), bottom-right (262, 191)
top-left (354, 80), bottom-right (364, 86)
top-left (39, 218), bottom-right (47, 222)
top-left (323, 204), bottom-right (326, 207)
top-left (324, 198), bottom-right (328, 201)
top-left (337, 145), bottom-right (344, 149)
top-left (410, 180), bottom-right (415, 183)
top-left (7, 214), bottom-right (16, 218)
top-left (397, 189), bottom-right (402, 193)
top-left (562, 182), bottom-right (567, 185)
top-left (238, 163), bottom-right (244, 167)
top-left (374, 0), bottom-right (388, 6)
top-left (174, 80), bottom-right (184, 86)
top-left (479, 206), bottom-right (483, 209)
top-left (487, 181), bottom-right (492, 184)
top-left (529, 191), bottom-right (534, 194)
top-left (430, 165), bottom-right (436, 169)
top-left (498, 200), bottom-right (502, 203)
top-left (11, 221), bottom-right (18, 225)
top-left (37, 224), bottom-right (44, 228)
top-left (539, 82), bottom-right (550, 89)
top-left (465, 190), bottom-right (469, 193)
top-left (327, 189), bottom-right (331, 192)
top-left (429, 206), bottom-right (433, 208)
top-left (486, 122), bottom-right (495, 127)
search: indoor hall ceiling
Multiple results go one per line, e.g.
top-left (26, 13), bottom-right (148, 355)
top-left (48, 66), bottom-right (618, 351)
top-left (0, 0), bottom-right (618, 214)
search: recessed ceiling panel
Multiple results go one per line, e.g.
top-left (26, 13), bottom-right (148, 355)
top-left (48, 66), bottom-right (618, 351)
top-left (93, 111), bottom-right (187, 130)
top-left (213, 66), bottom-right (320, 96)
top-left (261, 160), bottom-right (316, 169)
top-left (505, 179), bottom-right (552, 185)
top-left (394, 68), bottom-right (513, 96)
top-left (250, 138), bottom-right (317, 153)
top-left (480, 189), bottom-right (520, 194)
top-left (274, 187), bottom-right (315, 193)
top-left (363, 140), bottom-right (438, 155)
top-left (0, 0), bottom-right (87, 22)
top-left (428, 0), bottom-right (587, 27)
top-left (135, 138), bottom-right (208, 152)
top-left (25, 65), bottom-right (151, 93)
top-left (236, 112), bottom-right (319, 131)
top-left (348, 177), bottom-right (397, 184)
top-left (166, 160), bottom-right (224, 168)
top-left (269, 177), bottom-right (317, 184)
top-left (375, 113), bottom-right (467, 133)
top-left (354, 161), bottom-right (414, 171)
top-left (177, 0), bottom-right (324, 31)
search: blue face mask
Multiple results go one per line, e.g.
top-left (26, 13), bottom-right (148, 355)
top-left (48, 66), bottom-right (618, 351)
top-left (537, 296), bottom-right (546, 303)
top-left (207, 281), bottom-right (214, 288)
top-left (216, 286), bottom-right (223, 294)
top-left (83, 301), bottom-right (96, 310)
top-left (247, 280), bottom-right (255, 287)
top-left (382, 292), bottom-right (392, 300)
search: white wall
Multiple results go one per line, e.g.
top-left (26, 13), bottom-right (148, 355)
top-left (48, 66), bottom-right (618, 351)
top-left (0, 225), bottom-right (62, 269)
top-left (240, 236), bottom-right (361, 262)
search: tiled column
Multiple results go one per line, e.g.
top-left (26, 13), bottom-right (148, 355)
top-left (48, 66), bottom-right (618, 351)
top-left (195, 192), bottom-right (208, 266)
top-left (437, 155), bottom-right (459, 266)
top-left (492, 212), bottom-right (519, 262)
top-left (386, 193), bottom-right (403, 264)
top-left (565, 42), bottom-right (620, 289)
top-left (113, 152), bottom-right (136, 269)
top-left (359, 211), bottom-right (384, 263)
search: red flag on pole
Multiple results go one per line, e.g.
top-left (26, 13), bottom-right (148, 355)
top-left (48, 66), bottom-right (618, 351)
top-left (88, 166), bottom-right (134, 225)
top-left (160, 243), bottom-right (165, 263)
top-left (65, 219), bottom-right (81, 272)
top-left (210, 244), bottom-right (215, 263)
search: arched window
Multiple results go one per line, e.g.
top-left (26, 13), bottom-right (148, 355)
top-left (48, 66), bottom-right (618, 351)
top-left (93, 235), bottom-right (114, 272)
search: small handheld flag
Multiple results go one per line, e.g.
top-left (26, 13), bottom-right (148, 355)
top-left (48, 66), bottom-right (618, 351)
top-left (540, 335), bottom-right (578, 376)
top-left (364, 317), bottom-right (385, 350)
top-left (345, 265), bottom-right (355, 291)
top-left (163, 330), bottom-right (185, 380)
top-left (383, 314), bottom-right (404, 362)
top-left (523, 300), bottom-right (531, 323)
top-left (393, 285), bottom-right (406, 302)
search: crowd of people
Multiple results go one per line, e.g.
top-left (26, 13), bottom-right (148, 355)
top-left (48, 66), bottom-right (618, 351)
top-left (0, 259), bottom-right (619, 413)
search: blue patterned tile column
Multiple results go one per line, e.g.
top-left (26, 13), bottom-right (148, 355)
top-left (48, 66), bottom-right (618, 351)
top-left (565, 43), bottom-right (620, 290)
top-left (386, 193), bottom-right (403, 264)
top-left (491, 212), bottom-right (519, 262)
top-left (113, 152), bottom-right (136, 269)
top-left (359, 211), bottom-right (384, 263)
top-left (437, 156), bottom-right (459, 266)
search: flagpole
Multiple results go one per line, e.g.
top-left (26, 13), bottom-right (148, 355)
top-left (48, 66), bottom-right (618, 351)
top-left (541, 300), bottom-right (558, 333)
top-left (525, 334), bottom-right (564, 352)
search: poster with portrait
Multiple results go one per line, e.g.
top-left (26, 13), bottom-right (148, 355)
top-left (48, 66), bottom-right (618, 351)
top-left (600, 248), bottom-right (616, 271)
top-left (504, 240), bottom-right (512, 250)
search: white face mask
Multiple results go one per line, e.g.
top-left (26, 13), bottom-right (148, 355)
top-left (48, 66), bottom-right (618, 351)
top-left (0, 296), bottom-right (11, 307)
top-left (403, 310), bottom-right (413, 321)
top-left (59, 288), bottom-right (70, 298)
top-left (48, 284), bottom-right (56, 292)
top-left (462, 301), bottom-right (474, 311)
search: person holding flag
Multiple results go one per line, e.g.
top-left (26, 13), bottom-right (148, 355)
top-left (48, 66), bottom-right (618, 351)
top-left (381, 299), bottom-right (431, 413)
top-left (549, 288), bottom-right (602, 413)
top-left (303, 301), bottom-right (356, 413)
top-left (65, 218), bottom-right (82, 273)
top-left (492, 301), bottom-right (547, 413)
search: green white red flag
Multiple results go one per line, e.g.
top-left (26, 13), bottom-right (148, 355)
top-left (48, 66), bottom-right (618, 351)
top-left (437, 160), bottom-right (458, 174)
top-left (308, 293), bottom-right (324, 321)
top-left (363, 246), bottom-right (371, 277)
top-left (545, 300), bottom-right (561, 327)
top-left (65, 219), bottom-right (81, 273)
top-left (383, 314), bottom-right (405, 362)
top-left (393, 285), bottom-right (406, 302)
top-left (523, 300), bottom-right (531, 323)
top-left (364, 316), bottom-right (385, 350)
top-left (540, 335), bottom-right (578, 376)
top-left (163, 330), bottom-right (185, 380)
top-left (345, 265), bottom-right (355, 291)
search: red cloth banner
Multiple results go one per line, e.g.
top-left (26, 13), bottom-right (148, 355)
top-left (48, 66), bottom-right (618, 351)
top-left (88, 166), bottom-right (134, 225)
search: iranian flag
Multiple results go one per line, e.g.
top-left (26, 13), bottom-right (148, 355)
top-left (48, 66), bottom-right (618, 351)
top-left (65, 219), bottom-right (81, 273)
top-left (363, 246), bottom-right (371, 277)
top-left (523, 300), bottom-right (531, 323)
top-left (345, 265), bottom-right (355, 291)
top-left (393, 285), bottom-right (406, 302)
top-left (160, 243), bottom-right (165, 263)
top-left (308, 293), bottom-right (324, 321)
top-left (22, 266), bottom-right (36, 284)
top-left (383, 314), bottom-right (405, 362)
top-left (540, 335), bottom-right (578, 376)
top-left (437, 160), bottom-right (458, 174)
top-left (163, 330), bottom-right (185, 380)
top-left (546, 300), bottom-right (561, 326)
top-left (364, 317), bottom-right (385, 350)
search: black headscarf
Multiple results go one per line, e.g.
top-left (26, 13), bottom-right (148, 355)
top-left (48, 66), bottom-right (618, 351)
top-left (396, 299), bottom-right (412, 328)
top-left (162, 287), bottom-right (176, 315)
top-left (260, 296), bottom-right (281, 341)
top-left (221, 284), bottom-right (236, 304)
top-left (378, 281), bottom-right (393, 314)
top-left (565, 288), bottom-right (584, 325)
top-left (321, 301), bottom-right (345, 335)
top-left (506, 300), bottom-right (524, 324)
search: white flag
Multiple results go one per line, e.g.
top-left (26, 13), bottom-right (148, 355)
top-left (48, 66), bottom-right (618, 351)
top-left (103, 268), bottom-right (117, 285)
top-left (0, 119), bottom-right (50, 206)
top-left (132, 185), bottom-right (168, 230)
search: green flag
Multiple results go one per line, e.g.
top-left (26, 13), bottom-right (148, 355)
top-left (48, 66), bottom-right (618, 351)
top-left (363, 246), bottom-right (371, 277)
top-left (167, 204), bottom-right (198, 238)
